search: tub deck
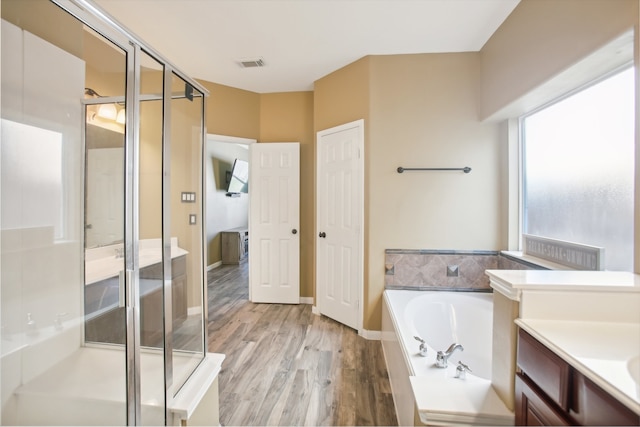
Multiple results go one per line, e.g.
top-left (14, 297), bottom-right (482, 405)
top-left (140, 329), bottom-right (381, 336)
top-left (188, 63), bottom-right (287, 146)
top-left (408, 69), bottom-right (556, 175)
top-left (382, 289), bottom-right (514, 426)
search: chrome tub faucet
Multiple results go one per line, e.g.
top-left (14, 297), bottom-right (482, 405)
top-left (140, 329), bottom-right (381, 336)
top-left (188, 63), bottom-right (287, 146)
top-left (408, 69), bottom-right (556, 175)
top-left (435, 343), bottom-right (464, 368)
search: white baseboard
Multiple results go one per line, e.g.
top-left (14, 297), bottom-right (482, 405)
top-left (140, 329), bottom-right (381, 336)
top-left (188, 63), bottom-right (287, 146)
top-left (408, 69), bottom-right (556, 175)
top-left (358, 329), bottom-right (381, 340)
top-left (309, 307), bottom-right (378, 340)
top-left (188, 306), bottom-right (202, 316)
top-left (207, 261), bottom-right (222, 271)
top-left (299, 297), bottom-right (314, 305)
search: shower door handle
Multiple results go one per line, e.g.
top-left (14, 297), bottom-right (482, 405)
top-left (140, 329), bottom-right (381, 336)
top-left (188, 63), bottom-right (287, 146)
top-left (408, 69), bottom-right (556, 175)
top-left (118, 270), bottom-right (126, 308)
top-left (119, 269), bottom-right (134, 308)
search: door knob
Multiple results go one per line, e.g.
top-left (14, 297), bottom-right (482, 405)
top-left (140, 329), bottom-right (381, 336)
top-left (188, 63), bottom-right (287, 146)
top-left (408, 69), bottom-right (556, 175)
top-left (319, 232), bottom-right (326, 238)
top-left (292, 229), bottom-right (297, 234)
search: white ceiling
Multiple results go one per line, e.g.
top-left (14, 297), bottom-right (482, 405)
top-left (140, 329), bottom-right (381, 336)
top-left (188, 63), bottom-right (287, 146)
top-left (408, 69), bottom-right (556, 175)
top-left (94, 0), bottom-right (520, 94)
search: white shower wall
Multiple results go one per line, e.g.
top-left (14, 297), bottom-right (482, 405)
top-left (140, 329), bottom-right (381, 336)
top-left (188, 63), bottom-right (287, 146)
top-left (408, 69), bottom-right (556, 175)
top-left (1, 18), bottom-right (85, 420)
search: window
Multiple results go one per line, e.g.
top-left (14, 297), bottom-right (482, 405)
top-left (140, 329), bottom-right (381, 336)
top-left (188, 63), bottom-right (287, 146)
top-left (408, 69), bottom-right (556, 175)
top-left (521, 67), bottom-right (635, 271)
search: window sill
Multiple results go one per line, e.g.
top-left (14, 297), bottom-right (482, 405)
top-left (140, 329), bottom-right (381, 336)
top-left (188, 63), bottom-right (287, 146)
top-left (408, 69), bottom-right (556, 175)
top-left (501, 251), bottom-right (575, 271)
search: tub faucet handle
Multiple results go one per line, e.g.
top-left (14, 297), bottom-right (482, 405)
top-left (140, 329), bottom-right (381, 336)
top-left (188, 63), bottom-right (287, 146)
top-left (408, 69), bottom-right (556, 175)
top-left (455, 361), bottom-right (472, 380)
top-left (414, 336), bottom-right (428, 357)
top-left (435, 343), bottom-right (464, 368)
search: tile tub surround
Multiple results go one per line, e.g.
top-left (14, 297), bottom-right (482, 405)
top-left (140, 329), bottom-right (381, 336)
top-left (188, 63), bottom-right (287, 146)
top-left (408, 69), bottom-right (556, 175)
top-left (384, 250), bottom-right (543, 290)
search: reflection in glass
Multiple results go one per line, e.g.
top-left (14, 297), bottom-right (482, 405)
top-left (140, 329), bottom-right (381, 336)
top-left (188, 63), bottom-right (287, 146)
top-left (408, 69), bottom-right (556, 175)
top-left (138, 50), bottom-right (168, 426)
top-left (169, 72), bottom-right (206, 396)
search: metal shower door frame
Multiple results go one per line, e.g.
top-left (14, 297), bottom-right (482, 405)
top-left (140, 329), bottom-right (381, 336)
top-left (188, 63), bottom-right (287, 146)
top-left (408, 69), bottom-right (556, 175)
top-left (50, 1), bottom-right (209, 424)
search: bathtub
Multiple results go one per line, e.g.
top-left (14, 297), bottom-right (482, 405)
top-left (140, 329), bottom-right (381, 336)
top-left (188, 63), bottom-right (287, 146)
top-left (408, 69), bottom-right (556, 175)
top-left (381, 290), bottom-right (514, 426)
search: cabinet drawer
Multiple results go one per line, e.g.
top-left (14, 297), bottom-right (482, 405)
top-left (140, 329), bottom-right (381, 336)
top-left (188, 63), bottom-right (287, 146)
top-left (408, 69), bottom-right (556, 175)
top-left (518, 329), bottom-right (571, 411)
top-left (570, 370), bottom-right (639, 426)
top-left (516, 373), bottom-right (573, 426)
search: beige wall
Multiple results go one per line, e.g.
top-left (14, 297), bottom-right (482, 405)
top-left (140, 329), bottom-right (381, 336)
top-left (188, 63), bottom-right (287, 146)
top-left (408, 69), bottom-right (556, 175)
top-left (199, 80), bottom-right (261, 140)
top-left (480, 0), bottom-right (638, 120)
top-left (314, 57), bottom-right (371, 132)
top-left (259, 92), bottom-right (315, 298)
top-left (365, 53), bottom-right (502, 330)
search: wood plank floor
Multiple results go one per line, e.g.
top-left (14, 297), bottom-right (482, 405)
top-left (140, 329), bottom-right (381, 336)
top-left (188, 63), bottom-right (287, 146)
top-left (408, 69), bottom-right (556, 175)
top-left (206, 261), bottom-right (398, 426)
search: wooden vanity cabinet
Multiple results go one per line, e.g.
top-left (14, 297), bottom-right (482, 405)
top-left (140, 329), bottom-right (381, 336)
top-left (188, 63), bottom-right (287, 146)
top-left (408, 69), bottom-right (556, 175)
top-left (515, 329), bottom-right (572, 426)
top-left (85, 255), bottom-right (188, 347)
top-left (221, 227), bottom-right (248, 264)
top-left (570, 370), bottom-right (639, 426)
top-left (516, 329), bottom-right (639, 426)
top-left (515, 372), bottom-right (572, 426)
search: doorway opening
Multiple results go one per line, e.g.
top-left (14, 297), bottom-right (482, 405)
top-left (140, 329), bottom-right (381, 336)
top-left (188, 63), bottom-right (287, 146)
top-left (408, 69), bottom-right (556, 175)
top-left (205, 135), bottom-right (255, 272)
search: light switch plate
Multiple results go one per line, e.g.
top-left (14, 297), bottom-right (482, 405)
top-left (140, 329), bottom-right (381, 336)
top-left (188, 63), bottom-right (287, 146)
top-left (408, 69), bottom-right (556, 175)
top-left (181, 192), bottom-right (196, 203)
top-left (189, 214), bottom-right (197, 225)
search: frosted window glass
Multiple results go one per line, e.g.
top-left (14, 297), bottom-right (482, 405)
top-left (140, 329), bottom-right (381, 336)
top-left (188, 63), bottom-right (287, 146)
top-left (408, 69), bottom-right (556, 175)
top-left (523, 67), bottom-right (634, 271)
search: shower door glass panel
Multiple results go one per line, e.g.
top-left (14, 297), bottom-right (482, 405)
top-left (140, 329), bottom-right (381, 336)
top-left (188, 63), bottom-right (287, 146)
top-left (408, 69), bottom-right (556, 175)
top-left (138, 50), bottom-right (168, 425)
top-left (1, 1), bottom-right (128, 424)
top-left (169, 72), bottom-right (206, 396)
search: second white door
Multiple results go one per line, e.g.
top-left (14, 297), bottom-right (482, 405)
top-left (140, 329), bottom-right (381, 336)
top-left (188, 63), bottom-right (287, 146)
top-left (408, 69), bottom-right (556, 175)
top-left (249, 142), bottom-right (300, 304)
top-left (316, 120), bottom-right (363, 330)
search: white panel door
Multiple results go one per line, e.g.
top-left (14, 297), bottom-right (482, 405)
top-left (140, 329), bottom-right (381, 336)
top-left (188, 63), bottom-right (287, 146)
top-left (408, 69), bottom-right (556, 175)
top-left (317, 120), bottom-right (363, 330)
top-left (249, 142), bottom-right (300, 304)
top-left (86, 148), bottom-right (124, 248)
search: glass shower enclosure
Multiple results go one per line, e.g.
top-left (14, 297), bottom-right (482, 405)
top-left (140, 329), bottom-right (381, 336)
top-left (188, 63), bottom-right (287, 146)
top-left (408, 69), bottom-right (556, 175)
top-left (1, 0), bottom-right (208, 424)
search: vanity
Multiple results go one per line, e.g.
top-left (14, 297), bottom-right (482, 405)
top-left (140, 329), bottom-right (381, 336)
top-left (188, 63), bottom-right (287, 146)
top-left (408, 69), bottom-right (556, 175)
top-left (84, 238), bottom-right (189, 346)
top-left (486, 270), bottom-right (640, 426)
top-left (516, 328), bottom-right (638, 425)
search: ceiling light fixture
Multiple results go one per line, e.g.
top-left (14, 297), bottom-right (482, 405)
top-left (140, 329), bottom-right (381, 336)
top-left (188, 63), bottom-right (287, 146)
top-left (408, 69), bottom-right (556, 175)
top-left (116, 108), bottom-right (126, 124)
top-left (85, 87), bottom-right (125, 125)
top-left (98, 103), bottom-right (118, 120)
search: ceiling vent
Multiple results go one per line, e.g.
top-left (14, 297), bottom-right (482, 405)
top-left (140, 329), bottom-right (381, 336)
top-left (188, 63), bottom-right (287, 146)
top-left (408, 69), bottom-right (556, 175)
top-left (239, 58), bottom-right (265, 68)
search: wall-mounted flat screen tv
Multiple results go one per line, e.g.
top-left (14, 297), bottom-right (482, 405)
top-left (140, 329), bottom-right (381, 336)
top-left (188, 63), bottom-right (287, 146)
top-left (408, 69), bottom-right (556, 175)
top-left (226, 159), bottom-right (249, 194)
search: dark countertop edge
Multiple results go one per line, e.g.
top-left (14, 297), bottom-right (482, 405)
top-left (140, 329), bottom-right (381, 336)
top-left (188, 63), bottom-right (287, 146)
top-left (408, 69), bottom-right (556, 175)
top-left (385, 249), bottom-right (499, 256)
top-left (384, 285), bottom-right (493, 293)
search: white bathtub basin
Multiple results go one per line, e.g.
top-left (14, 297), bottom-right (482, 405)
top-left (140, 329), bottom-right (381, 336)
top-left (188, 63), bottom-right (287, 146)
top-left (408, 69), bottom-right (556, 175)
top-left (405, 291), bottom-right (493, 380)
top-left (382, 289), bottom-right (513, 426)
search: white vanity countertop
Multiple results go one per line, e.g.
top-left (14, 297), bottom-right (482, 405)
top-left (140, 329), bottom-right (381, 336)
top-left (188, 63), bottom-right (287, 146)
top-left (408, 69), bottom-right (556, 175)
top-left (85, 239), bottom-right (188, 285)
top-left (486, 270), bottom-right (640, 300)
top-left (516, 318), bottom-right (640, 415)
